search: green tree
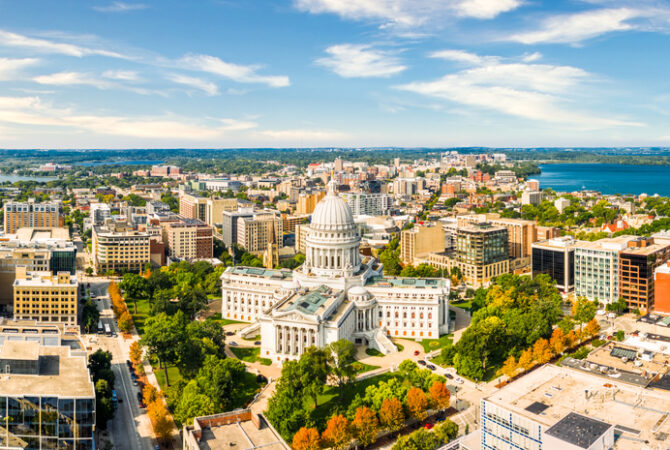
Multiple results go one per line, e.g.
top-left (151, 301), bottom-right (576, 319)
top-left (327, 339), bottom-right (357, 401)
top-left (363, 378), bottom-right (409, 411)
top-left (88, 349), bottom-right (115, 387)
top-left (433, 419), bottom-right (459, 445)
top-left (120, 273), bottom-right (148, 313)
top-left (141, 312), bottom-right (184, 386)
top-left (300, 346), bottom-right (331, 408)
top-left (391, 428), bottom-right (438, 450)
top-left (572, 297), bottom-right (598, 330)
top-left (81, 299), bottom-right (100, 333)
top-left (174, 379), bottom-right (216, 425)
top-left (95, 379), bottom-right (114, 429)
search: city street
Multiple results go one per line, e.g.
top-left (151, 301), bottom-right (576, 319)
top-left (83, 277), bottom-right (156, 450)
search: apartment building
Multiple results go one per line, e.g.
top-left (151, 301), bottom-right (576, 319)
top-left (521, 190), bottom-right (542, 206)
top-left (490, 218), bottom-right (536, 260)
top-left (296, 190), bottom-right (326, 215)
top-left (400, 225), bottom-right (445, 265)
top-left (4, 200), bottom-right (64, 234)
top-left (618, 237), bottom-right (670, 312)
top-left (179, 192), bottom-right (208, 222)
top-left (532, 236), bottom-right (579, 292)
top-left (340, 192), bottom-right (393, 217)
top-left (654, 262), bottom-right (670, 314)
top-left (13, 267), bottom-right (79, 325)
top-left (221, 208), bottom-right (255, 248)
top-left (166, 218), bottom-right (213, 260)
top-left (295, 223), bottom-right (310, 254)
top-left (237, 213), bottom-right (283, 254)
top-left (92, 223), bottom-right (150, 273)
top-left (205, 197), bottom-right (237, 227)
top-left (0, 324), bottom-right (96, 449)
top-left (281, 213), bottom-right (308, 234)
top-left (392, 178), bottom-right (425, 196)
top-left (574, 236), bottom-right (635, 304)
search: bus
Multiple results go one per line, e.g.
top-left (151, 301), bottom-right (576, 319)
top-left (104, 323), bottom-right (112, 336)
top-left (97, 320), bottom-right (104, 334)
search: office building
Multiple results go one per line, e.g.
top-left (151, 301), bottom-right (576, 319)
top-left (179, 192), bottom-right (208, 222)
top-left (521, 190), bottom-right (542, 206)
top-left (294, 223), bottom-right (309, 254)
top-left (205, 197), bottom-right (237, 227)
top-left (392, 178), bottom-right (424, 196)
top-left (150, 165), bottom-right (182, 177)
top-left (166, 218), bottom-right (213, 260)
top-left (467, 363), bottom-right (670, 450)
top-left (92, 223), bottom-right (150, 273)
top-left (221, 208), bottom-right (255, 248)
top-left (4, 200), bottom-right (64, 234)
top-left (296, 190), bottom-right (326, 215)
top-left (237, 213), bottom-right (283, 254)
top-left (401, 225), bottom-right (445, 265)
top-left (490, 218), bottom-right (536, 259)
top-left (89, 203), bottom-right (111, 226)
top-left (532, 236), bottom-right (578, 292)
top-left (526, 179), bottom-right (540, 191)
top-left (13, 268), bottom-right (79, 325)
top-left (554, 197), bottom-right (571, 213)
top-left (618, 237), bottom-right (670, 311)
top-left (340, 192), bottom-right (393, 217)
top-left (574, 237), bottom-right (635, 304)
top-left (0, 322), bottom-right (96, 449)
top-left (281, 214), bottom-right (308, 234)
top-left (653, 262), bottom-right (670, 314)
top-left (456, 223), bottom-right (508, 267)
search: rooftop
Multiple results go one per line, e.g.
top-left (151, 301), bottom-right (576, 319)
top-left (227, 266), bottom-right (293, 280)
top-left (284, 285), bottom-right (335, 315)
top-left (544, 412), bottom-right (612, 449)
top-left (366, 276), bottom-right (447, 289)
top-left (485, 364), bottom-right (670, 448)
top-left (0, 339), bottom-right (40, 360)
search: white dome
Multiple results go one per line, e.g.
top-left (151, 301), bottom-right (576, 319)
top-left (310, 181), bottom-right (355, 232)
top-left (348, 285), bottom-right (368, 296)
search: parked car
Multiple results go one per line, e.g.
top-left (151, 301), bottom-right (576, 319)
top-left (445, 374), bottom-right (454, 380)
top-left (427, 364), bottom-right (436, 370)
top-left (126, 360), bottom-right (132, 367)
top-left (424, 423), bottom-right (434, 430)
top-left (254, 341), bottom-right (261, 345)
top-left (225, 331), bottom-right (235, 336)
top-left (118, 397), bottom-right (123, 404)
top-left (455, 377), bottom-right (464, 384)
top-left (229, 341), bottom-right (238, 346)
top-left (256, 374), bottom-right (268, 383)
top-left (413, 350), bottom-right (420, 356)
top-left (417, 360), bottom-right (426, 366)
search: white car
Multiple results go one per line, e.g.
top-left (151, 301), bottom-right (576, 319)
top-left (455, 377), bottom-right (464, 384)
top-left (596, 310), bottom-right (605, 316)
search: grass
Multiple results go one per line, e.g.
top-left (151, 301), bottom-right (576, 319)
top-left (259, 358), bottom-right (272, 366)
top-left (352, 361), bottom-right (381, 374)
top-left (365, 348), bottom-right (383, 357)
top-left (230, 346), bottom-right (261, 363)
top-left (231, 371), bottom-right (263, 409)
top-left (127, 297), bottom-right (152, 336)
top-left (418, 334), bottom-right (453, 353)
top-left (151, 357), bottom-right (183, 392)
top-left (243, 335), bottom-right (261, 342)
top-left (395, 342), bottom-right (404, 352)
top-left (220, 318), bottom-right (248, 326)
top-left (452, 300), bottom-right (472, 310)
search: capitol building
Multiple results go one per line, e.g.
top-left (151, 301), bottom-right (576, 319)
top-left (221, 181), bottom-right (450, 364)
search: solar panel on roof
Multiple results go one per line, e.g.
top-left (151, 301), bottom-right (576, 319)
top-left (525, 402), bottom-right (549, 415)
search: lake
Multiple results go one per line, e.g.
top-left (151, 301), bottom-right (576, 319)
top-left (535, 163), bottom-right (670, 197)
top-left (0, 174), bottom-right (56, 183)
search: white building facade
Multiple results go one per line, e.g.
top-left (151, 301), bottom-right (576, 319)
top-left (222, 181), bottom-right (450, 364)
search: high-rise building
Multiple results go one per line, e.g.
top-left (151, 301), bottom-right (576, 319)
top-left (521, 190), bottom-right (542, 206)
top-left (526, 179), bottom-right (540, 191)
top-left (4, 200), bottom-right (64, 234)
top-left (89, 203), bottom-right (111, 226)
top-left (532, 236), bottom-right (579, 292)
top-left (92, 223), bottom-right (150, 273)
top-left (618, 237), bottom-right (670, 312)
top-left (281, 214), bottom-right (308, 234)
top-left (179, 193), bottom-right (208, 222)
top-left (166, 218), bottom-right (213, 260)
top-left (456, 223), bottom-right (508, 266)
top-left (205, 197), bottom-right (237, 227)
top-left (221, 208), bottom-right (255, 248)
top-left (401, 225), bottom-right (445, 265)
top-left (653, 262), bottom-right (670, 314)
top-left (0, 323), bottom-right (96, 449)
top-left (150, 165), bottom-right (182, 177)
top-left (489, 218), bottom-right (537, 259)
top-left (13, 268), bottom-right (79, 325)
top-left (340, 192), bottom-right (393, 217)
top-left (334, 157), bottom-right (343, 172)
top-left (237, 213), bottom-right (283, 254)
top-left (574, 236), bottom-right (635, 304)
top-left (296, 191), bottom-right (326, 215)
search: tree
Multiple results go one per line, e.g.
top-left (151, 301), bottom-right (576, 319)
top-left (433, 419), bottom-right (459, 445)
top-left (141, 312), bottom-right (184, 386)
top-left (392, 428), bottom-right (438, 450)
top-left (120, 273), bottom-right (148, 314)
top-left (118, 310), bottom-right (134, 333)
top-left (147, 400), bottom-right (173, 441)
top-left (549, 328), bottom-right (566, 355)
top-left (174, 379), bottom-right (216, 426)
top-left (129, 341), bottom-right (143, 366)
top-left (379, 398), bottom-right (404, 432)
top-left (328, 339), bottom-right (357, 400)
top-left (143, 384), bottom-right (159, 406)
top-left (584, 318), bottom-right (601, 337)
top-left (517, 348), bottom-right (534, 371)
top-left (352, 406), bottom-right (379, 448)
top-left (501, 355), bottom-right (517, 379)
top-left (196, 356), bottom-right (246, 411)
top-left (321, 415), bottom-right (351, 450)
top-left (89, 349), bottom-right (115, 387)
top-left (606, 297), bottom-right (627, 315)
top-left (95, 379), bottom-right (114, 429)
top-left (429, 381), bottom-right (450, 410)
top-left (405, 387), bottom-right (428, 421)
top-left (363, 378), bottom-right (408, 411)
top-left (81, 299), bottom-right (100, 333)
top-left (292, 427), bottom-right (321, 450)
top-left (532, 338), bottom-right (552, 364)
top-left (299, 347), bottom-right (330, 408)
top-left (615, 330), bottom-right (625, 341)
top-left (572, 297), bottom-right (598, 330)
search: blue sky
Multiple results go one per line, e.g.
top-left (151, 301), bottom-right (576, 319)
top-left (0, 0), bottom-right (669, 148)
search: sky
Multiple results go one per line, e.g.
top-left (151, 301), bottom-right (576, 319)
top-left (0, 0), bottom-right (669, 149)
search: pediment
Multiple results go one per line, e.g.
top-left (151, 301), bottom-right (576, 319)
top-left (272, 310), bottom-right (319, 324)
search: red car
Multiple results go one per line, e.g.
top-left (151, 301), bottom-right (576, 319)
top-left (424, 423), bottom-right (433, 430)
top-left (414, 350), bottom-right (420, 356)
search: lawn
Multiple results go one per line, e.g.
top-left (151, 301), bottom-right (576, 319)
top-left (352, 361), bottom-right (381, 374)
top-left (451, 300), bottom-right (472, 310)
top-left (231, 371), bottom-right (263, 409)
top-left (418, 334), bottom-right (453, 353)
top-left (127, 296), bottom-right (152, 336)
top-left (243, 335), bottom-right (261, 342)
top-left (305, 372), bottom-right (402, 427)
top-left (230, 346), bottom-right (261, 363)
top-left (365, 348), bottom-right (383, 357)
top-left (151, 357), bottom-right (183, 391)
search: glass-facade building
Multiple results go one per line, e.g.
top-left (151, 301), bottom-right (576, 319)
top-left (531, 237), bottom-right (577, 292)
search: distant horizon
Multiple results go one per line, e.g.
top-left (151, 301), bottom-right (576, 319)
top-left (2, 147), bottom-right (670, 152)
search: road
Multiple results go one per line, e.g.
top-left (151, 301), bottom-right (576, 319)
top-left (84, 277), bottom-right (156, 450)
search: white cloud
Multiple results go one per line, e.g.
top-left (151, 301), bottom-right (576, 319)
top-left (93, 2), bottom-right (148, 12)
top-left (180, 54), bottom-right (290, 88)
top-left (508, 8), bottom-right (641, 44)
top-left (33, 72), bottom-right (112, 89)
top-left (294, 0), bottom-right (521, 29)
top-left (260, 129), bottom-right (346, 141)
top-left (0, 95), bottom-right (252, 140)
top-left (0, 29), bottom-right (125, 58)
top-left (167, 73), bottom-right (219, 96)
top-left (316, 44), bottom-right (406, 78)
top-left (430, 49), bottom-right (495, 65)
top-left (220, 118), bottom-right (258, 131)
top-left (521, 52), bottom-right (542, 63)
top-left (397, 51), bottom-right (642, 129)
top-left (103, 70), bottom-right (139, 81)
top-left (0, 58), bottom-right (39, 81)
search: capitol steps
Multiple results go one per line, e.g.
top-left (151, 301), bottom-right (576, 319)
top-left (373, 329), bottom-right (397, 355)
top-left (239, 322), bottom-right (261, 339)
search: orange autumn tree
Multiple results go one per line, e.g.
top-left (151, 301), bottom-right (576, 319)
top-left (406, 387), bottom-right (428, 421)
top-left (352, 406), bottom-right (379, 448)
top-left (501, 355), bottom-right (518, 378)
top-left (292, 427), bottom-right (321, 450)
top-left (549, 328), bottom-right (566, 355)
top-left (379, 398), bottom-right (404, 432)
top-left (147, 400), bottom-right (172, 441)
top-left (584, 318), bottom-right (601, 337)
top-left (321, 414), bottom-right (351, 450)
top-left (428, 381), bottom-right (451, 410)
top-left (517, 348), bottom-right (534, 371)
top-left (129, 341), bottom-right (143, 366)
top-left (118, 311), bottom-right (134, 333)
top-left (143, 383), bottom-right (159, 406)
top-left (532, 338), bottom-right (552, 364)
